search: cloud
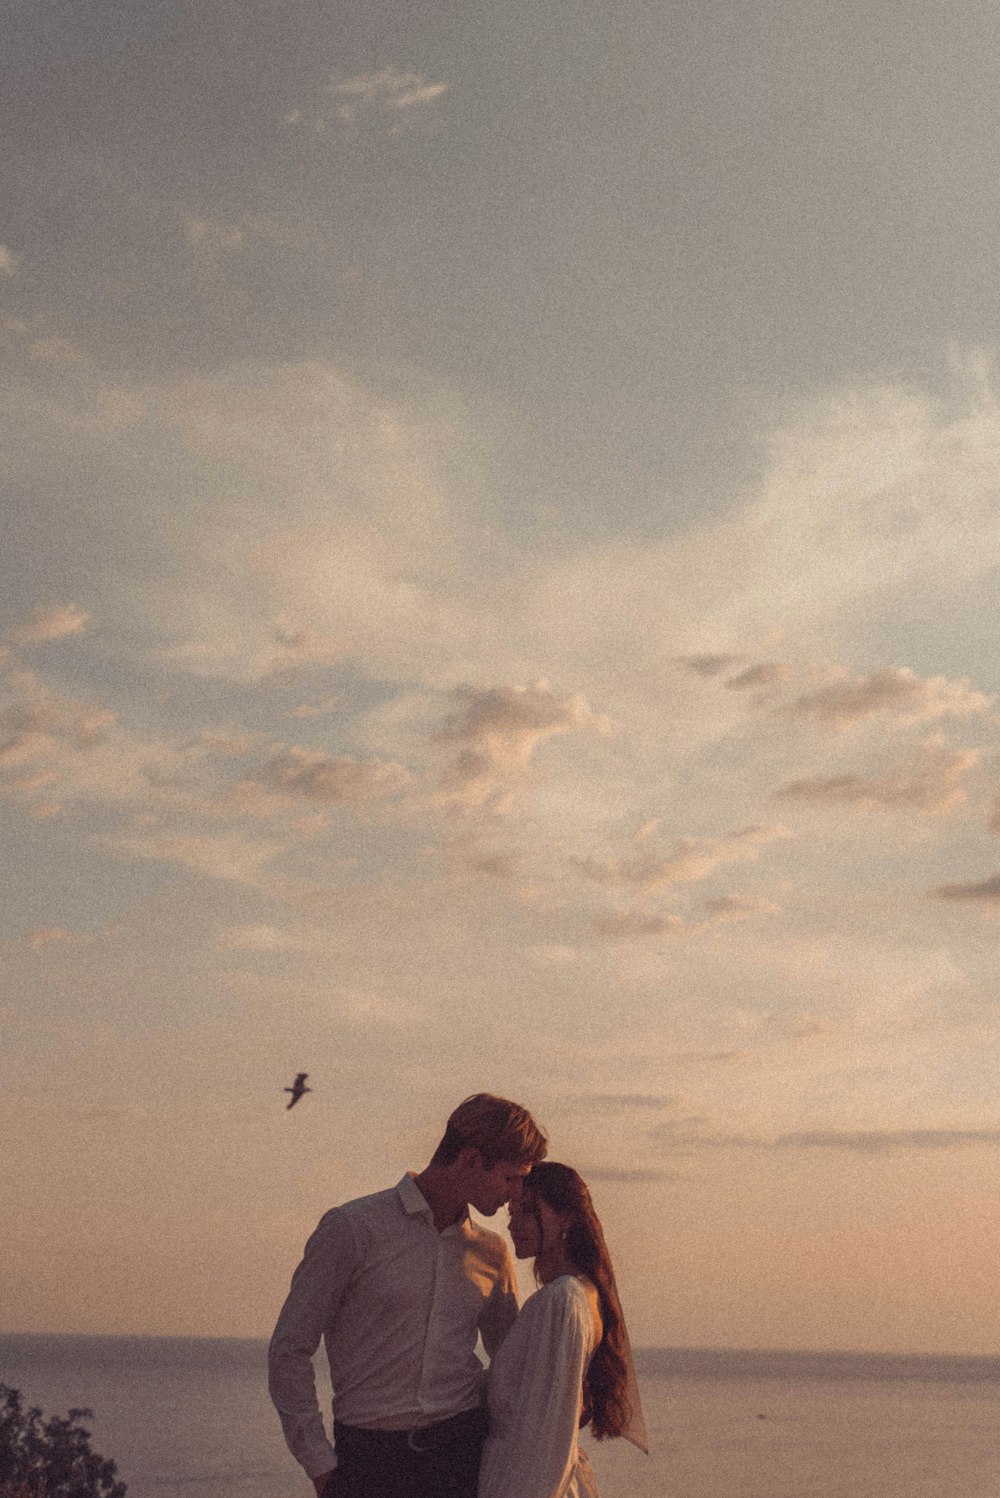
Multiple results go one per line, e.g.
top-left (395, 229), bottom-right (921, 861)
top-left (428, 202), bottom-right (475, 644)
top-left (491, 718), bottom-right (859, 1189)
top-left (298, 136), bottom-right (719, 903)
top-left (25, 927), bottom-right (97, 950)
top-left (444, 836), bottom-right (523, 879)
top-left (656, 1125), bottom-right (1000, 1154)
top-left (292, 696), bottom-right (341, 720)
top-left (329, 68), bottom-right (449, 126)
top-left (674, 654), bottom-right (739, 678)
top-left (592, 889), bottom-right (780, 939)
top-left (0, 671), bottom-right (228, 822)
top-left (576, 1166), bottom-right (675, 1183)
top-left (195, 730), bottom-right (259, 758)
top-left (259, 748), bottom-right (409, 804)
top-left (772, 1129), bottom-right (1000, 1153)
top-left (181, 212), bottom-right (243, 263)
top-left (785, 668), bottom-right (990, 732)
top-left (7, 604), bottom-right (89, 647)
top-left (933, 873), bottom-right (1000, 904)
top-left (585, 1094), bottom-right (678, 1110)
top-left (575, 825), bottom-right (788, 891)
top-left (777, 744), bottom-right (980, 816)
top-left (0, 680), bottom-right (116, 783)
top-left (702, 893), bottom-right (781, 920)
top-left (0, 245), bottom-right (19, 277)
top-left (287, 67), bottom-right (450, 137)
top-left (435, 681), bottom-right (609, 812)
top-left (258, 623), bottom-right (342, 677)
top-left (726, 662), bottom-right (793, 691)
top-left (506, 365), bottom-right (1000, 724)
top-left (216, 924), bottom-right (298, 953)
top-left (119, 831), bottom-right (288, 885)
top-left (29, 336), bottom-right (85, 366)
top-left (593, 909), bottom-right (689, 938)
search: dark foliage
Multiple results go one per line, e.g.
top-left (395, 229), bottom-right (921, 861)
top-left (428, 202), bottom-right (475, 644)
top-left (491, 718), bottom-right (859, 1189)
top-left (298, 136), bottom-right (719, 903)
top-left (0, 1385), bottom-right (126, 1498)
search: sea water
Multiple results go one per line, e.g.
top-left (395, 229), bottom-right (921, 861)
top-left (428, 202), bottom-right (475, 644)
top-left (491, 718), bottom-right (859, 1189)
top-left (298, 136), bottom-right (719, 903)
top-left (1, 1335), bottom-right (998, 1498)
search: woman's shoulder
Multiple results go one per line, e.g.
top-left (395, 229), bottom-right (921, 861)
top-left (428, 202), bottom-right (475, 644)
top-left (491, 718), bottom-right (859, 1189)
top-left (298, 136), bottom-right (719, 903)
top-left (545, 1274), bottom-right (591, 1301)
top-left (525, 1275), bottom-right (596, 1325)
top-left (543, 1275), bottom-right (603, 1346)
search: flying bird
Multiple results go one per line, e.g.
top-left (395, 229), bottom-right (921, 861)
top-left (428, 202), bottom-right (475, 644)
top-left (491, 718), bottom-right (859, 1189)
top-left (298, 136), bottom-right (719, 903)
top-left (284, 1072), bottom-right (312, 1109)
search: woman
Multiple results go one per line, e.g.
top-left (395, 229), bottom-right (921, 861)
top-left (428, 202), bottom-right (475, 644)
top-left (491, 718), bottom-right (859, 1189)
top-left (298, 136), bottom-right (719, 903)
top-left (478, 1162), bottom-right (643, 1498)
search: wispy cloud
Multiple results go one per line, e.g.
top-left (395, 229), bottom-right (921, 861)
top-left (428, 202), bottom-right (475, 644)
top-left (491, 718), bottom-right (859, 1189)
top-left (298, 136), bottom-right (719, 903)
top-left (655, 1125), bottom-right (1000, 1153)
top-left (773, 1129), bottom-right (1000, 1152)
top-left (180, 211), bottom-right (243, 264)
top-left (435, 681), bottom-right (608, 813)
top-left (575, 825), bottom-right (788, 891)
top-left (593, 909), bottom-right (690, 938)
top-left (443, 834), bottom-right (523, 880)
top-left (785, 668), bottom-right (990, 732)
top-left (292, 696), bottom-right (341, 720)
top-left (329, 68), bottom-right (449, 125)
top-left (702, 893), bottom-right (781, 919)
top-left (25, 927), bottom-right (98, 951)
top-left (577, 1165), bottom-right (676, 1183)
top-left (259, 748), bottom-right (409, 804)
top-left (594, 888), bottom-right (781, 938)
top-left (586, 1094), bottom-right (679, 1110)
top-left (933, 873), bottom-right (1000, 904)
top-left (674, 653), bottom-right (740, 678)
top-left (777, 744), bottom-right (980, 816)
top-left (7, 604), bottom-right (89, 648)
top-left (216, 924), bottom-right (299, 953)
top-left (726, 662), bottom-right (794, 691)
top-left (119, 830), bottom-right (289, 886)
top-left (29, 336), bottom-right (85, 367)
top-left (287, 66), bottom-right (450, 137)
top-left (260, 623), bottom-right (341, 677)
top-left (0, 679), bottom-right (116, 784)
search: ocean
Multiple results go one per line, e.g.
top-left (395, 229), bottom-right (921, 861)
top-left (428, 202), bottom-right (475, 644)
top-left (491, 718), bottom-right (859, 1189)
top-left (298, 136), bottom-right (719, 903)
top-left (1, 1335), bottom-right (998, 1498)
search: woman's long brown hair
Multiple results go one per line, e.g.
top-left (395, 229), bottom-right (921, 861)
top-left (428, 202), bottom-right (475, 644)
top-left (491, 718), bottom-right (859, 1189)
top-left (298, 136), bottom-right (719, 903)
top-left (524, 1162), bottom-right (631, 1441)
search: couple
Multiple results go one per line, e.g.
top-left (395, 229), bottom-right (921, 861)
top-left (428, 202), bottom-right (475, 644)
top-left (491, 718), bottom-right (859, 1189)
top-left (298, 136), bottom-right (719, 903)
top-left (268, 1093), bottom-right (646, 1498)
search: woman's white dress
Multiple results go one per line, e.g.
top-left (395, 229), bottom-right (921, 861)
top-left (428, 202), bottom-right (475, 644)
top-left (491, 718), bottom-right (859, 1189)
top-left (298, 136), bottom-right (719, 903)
top-left (478, 1274), bottom-right (601, 1498)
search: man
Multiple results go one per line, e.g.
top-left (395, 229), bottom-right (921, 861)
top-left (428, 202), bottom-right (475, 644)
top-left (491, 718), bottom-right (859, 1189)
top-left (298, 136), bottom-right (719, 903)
top-left (269, 1093), bottom-right (548, 1498)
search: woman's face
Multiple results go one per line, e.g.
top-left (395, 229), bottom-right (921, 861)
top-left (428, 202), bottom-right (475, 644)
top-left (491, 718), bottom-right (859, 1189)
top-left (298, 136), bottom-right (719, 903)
top-left (507, 1193), bottom-right (565, 1259)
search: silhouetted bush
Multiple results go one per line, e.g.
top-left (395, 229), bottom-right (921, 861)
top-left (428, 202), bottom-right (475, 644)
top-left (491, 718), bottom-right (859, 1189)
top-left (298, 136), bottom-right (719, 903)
top-left (0, 1385), bottom-right (125, 1498)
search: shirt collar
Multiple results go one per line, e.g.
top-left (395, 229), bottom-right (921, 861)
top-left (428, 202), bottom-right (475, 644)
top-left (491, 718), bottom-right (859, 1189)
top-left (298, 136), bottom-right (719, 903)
top-left (397, 1172), bottom-right (472, 1232)
top-left (397, 1172), bottom-right (434, 1219)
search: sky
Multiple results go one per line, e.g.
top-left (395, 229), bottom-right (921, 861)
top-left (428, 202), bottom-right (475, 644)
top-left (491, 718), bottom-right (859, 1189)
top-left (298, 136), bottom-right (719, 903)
top-left (3, 0), bottom-right (1000, 1357)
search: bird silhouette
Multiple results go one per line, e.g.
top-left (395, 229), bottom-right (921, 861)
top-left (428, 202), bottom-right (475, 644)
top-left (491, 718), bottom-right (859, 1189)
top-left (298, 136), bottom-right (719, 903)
top-left (284, 1072), bottom-right (312, 1109)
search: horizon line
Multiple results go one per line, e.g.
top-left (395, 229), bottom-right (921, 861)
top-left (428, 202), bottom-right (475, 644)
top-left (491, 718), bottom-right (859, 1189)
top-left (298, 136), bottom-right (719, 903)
top-left (2, 1329), bottom-right (999, 1364)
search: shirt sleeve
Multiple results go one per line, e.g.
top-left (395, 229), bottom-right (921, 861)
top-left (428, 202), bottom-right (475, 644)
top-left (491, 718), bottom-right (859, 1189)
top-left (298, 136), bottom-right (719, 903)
top-left (268, 1208), bottom-right (359, 1478)
top-left (480, 1281), bottom-right (593, 1498)
top-left (479, 1241), bottom-right (520, 1359)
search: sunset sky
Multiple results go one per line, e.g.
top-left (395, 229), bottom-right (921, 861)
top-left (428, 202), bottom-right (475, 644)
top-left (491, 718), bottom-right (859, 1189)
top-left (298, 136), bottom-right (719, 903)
top-left (4, 0), bottom-right (1000, 1356)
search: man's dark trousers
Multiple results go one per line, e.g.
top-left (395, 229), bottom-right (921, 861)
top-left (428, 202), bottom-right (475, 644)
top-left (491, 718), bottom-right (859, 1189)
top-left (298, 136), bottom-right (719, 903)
top-left (324, 1407), bottom-right (487, 1498)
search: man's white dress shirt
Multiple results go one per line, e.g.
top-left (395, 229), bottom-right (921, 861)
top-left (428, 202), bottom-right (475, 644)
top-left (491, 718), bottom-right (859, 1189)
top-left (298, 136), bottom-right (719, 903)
top-left (268, 1173), bottom-right (519, 1478)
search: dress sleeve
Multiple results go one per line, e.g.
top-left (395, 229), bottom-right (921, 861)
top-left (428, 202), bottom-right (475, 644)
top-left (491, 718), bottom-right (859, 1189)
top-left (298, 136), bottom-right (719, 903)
top-left (267, 1208), bottom-right (359, 1478)
top-left (481, 1280), bottom-right (593, 1498)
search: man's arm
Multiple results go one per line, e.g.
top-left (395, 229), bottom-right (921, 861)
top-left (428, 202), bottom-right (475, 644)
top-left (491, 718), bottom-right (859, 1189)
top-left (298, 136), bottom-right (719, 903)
top-left (268, 1208), bottom-right (357, 1483)
top-left (478, 1240), bottom-right (519, 1360)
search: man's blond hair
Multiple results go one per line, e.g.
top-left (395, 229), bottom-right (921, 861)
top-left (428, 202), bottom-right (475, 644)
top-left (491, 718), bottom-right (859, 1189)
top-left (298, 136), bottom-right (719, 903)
top-left (430, 1093), bottom-right (548, 1168)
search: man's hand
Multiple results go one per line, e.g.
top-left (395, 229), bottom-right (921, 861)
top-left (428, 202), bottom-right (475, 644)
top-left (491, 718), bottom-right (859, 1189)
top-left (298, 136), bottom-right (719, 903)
top-left (312, 1472), bottom-right (334, 1498)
